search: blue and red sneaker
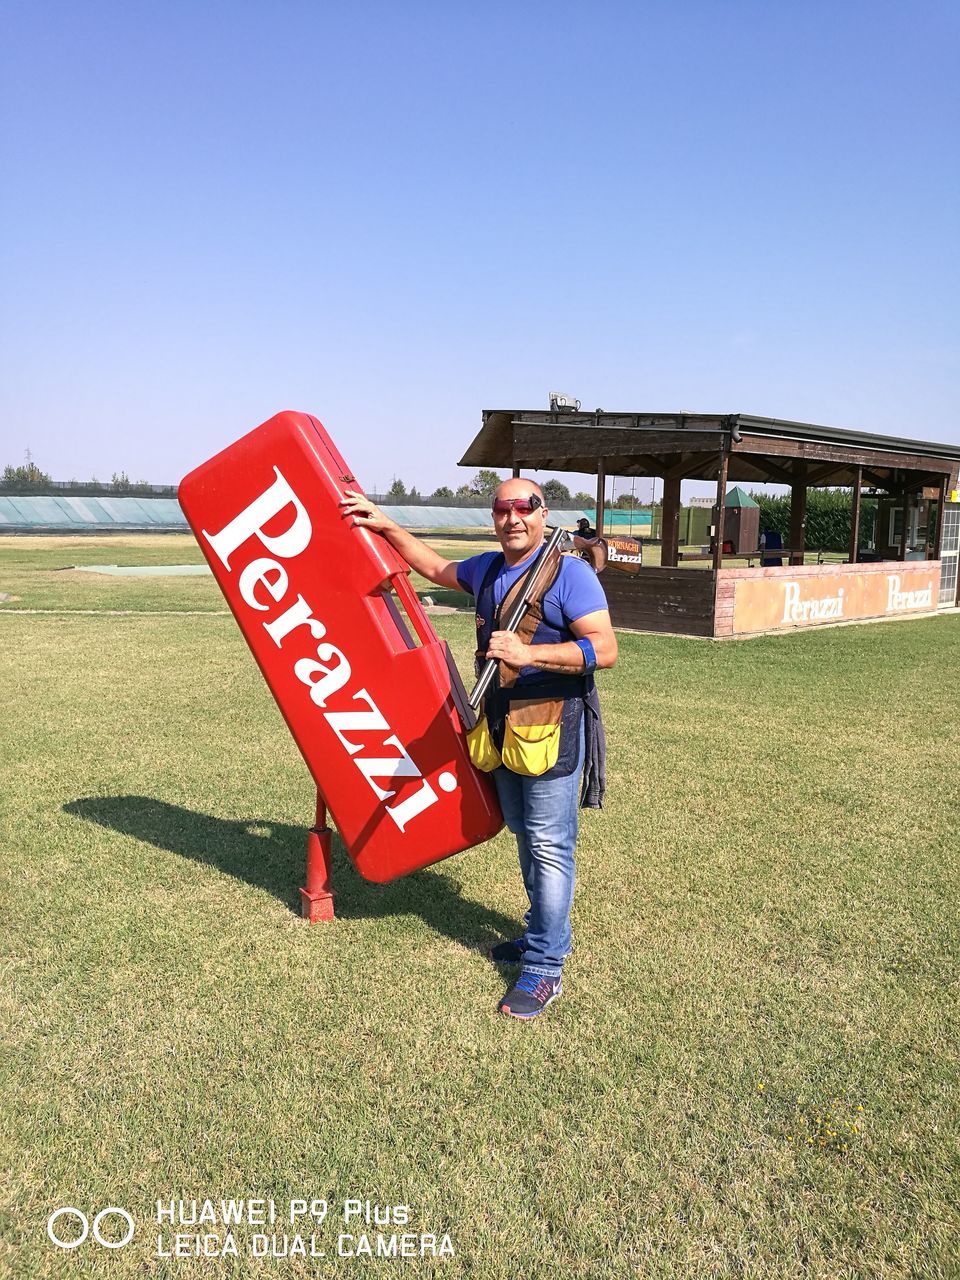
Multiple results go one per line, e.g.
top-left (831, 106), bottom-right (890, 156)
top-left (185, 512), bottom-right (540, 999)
top-left (498, 971), bottom-right (562, 1020)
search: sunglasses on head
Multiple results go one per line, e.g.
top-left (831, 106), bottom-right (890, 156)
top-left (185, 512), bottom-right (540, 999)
top-left (492, 495), bottom-right (543, 516)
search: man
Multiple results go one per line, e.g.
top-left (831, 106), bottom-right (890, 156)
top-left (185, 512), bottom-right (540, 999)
top-left (340, 479), bottom-right (617, 1019)
top-left (575, 516), bottom-right (597, 539)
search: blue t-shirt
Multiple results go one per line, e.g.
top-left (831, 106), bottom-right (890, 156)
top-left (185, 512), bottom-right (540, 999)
top-left (456, 548), bottom-right (608, 633)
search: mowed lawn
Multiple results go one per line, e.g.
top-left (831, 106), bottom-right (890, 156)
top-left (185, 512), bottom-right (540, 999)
top-left (1, 536), bottom-right (958, 1279)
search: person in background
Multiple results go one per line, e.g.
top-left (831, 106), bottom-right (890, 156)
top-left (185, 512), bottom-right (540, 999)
top-left (340, 478), bottom-right (617, 1020)
top-left (575, 516), bottom-right (597, 539)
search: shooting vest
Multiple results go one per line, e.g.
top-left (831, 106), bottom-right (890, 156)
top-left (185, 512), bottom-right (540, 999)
top-left (467, 552), bottom-right (590, 778)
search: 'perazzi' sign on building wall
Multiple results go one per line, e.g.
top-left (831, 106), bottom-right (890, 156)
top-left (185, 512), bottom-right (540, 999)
top-left (730, 564), bottom-right (940, 635)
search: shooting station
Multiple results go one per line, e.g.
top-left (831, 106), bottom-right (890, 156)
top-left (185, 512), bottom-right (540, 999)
top-left (460, 409), bottom-right (960, 637)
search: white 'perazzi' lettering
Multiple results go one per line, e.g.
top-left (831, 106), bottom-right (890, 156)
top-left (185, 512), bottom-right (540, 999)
top-left (886, 574), bottom-right (933, 612)
top-left (202, 467), bottom-right (312, 570)
top-left (203, 466), bottom-right (449, 831)
top-left (781, 581), bottom-right (845, 624)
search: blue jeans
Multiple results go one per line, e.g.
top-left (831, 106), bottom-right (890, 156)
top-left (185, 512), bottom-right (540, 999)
top-left (492, 722), bottom-right (585, 978)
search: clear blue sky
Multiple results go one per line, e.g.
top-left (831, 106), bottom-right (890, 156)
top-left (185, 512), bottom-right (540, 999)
top-left (1, 0), bottom-right (957, 497)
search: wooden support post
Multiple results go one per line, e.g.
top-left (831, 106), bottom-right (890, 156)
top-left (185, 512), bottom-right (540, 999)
top-left (511, 465), bottom-right (520, 479)
top-left (661, 475), bottom-right (681, 567)
top-left (596, 459), bottom-right (606, 537)
top-left (712, 444), bottom-right (729, 572)
top-left (790, 463), bottom-right (807, 566)
top-left (900, 483), bottom-right (911, 561)
top-left (849, 466), bottom-right (863, 564)
top-left (933, 476), bottom-right (948, 560)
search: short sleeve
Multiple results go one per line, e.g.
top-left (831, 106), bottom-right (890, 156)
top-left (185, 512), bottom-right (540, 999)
top-left (456, 552), bottom-right (496, 597)
top-left (554, 555), bottom-right (609, 623)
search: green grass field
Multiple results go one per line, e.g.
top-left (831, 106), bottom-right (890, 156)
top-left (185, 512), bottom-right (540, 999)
top-left (1, 536), bottom-right (958, 1279)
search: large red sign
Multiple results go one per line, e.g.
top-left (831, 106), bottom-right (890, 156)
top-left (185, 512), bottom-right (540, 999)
top-left (179, 411), bottom-right (502, 882)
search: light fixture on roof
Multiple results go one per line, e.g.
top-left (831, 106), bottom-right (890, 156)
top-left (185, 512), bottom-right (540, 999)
top-left (549, 391), bottom-right (580, 412)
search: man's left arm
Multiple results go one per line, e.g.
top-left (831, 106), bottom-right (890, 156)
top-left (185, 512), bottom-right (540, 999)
top-left (486, 609), bottom-right (618, 675)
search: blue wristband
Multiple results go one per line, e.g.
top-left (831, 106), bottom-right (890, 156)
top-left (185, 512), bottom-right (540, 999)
top-left (575, 637), bottom-right (597, 674)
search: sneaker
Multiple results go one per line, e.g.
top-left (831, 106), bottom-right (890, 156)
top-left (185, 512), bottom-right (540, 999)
top-left (488, 938), bottom-right (526, 964)
top-left (498, 971), bottom-right (562, 1020)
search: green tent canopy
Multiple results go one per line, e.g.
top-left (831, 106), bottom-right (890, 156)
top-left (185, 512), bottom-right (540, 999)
top-left (724, 485), bottom-right (759, 508)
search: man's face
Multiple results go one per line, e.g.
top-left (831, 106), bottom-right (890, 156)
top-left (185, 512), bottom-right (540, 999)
top-left (491, 480), bottom-right (548, 564)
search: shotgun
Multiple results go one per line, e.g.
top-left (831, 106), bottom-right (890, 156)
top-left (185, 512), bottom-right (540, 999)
top-left (468, 524), bottom-right (572, 709)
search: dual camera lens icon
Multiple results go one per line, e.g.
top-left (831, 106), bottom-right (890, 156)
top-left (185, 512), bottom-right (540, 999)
top-left (47, 1207), bottom-right (135, 1250)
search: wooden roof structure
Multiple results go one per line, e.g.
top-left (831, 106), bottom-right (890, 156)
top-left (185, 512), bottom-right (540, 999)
top-left (462, 408), bottom-right (960, 583)
top-left (460, 410), bottom-right (960, 493)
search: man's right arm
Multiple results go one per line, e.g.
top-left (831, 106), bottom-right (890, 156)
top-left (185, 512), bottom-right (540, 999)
top-left (339, 490), bottom-right (464, 591)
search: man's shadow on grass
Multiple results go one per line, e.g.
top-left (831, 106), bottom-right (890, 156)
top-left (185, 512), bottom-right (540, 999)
top-left (64, 796), bottom-right (518, 949)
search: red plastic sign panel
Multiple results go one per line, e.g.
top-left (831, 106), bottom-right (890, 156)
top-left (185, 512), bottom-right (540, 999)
top-left (179, 411), bottom-right (502, 881)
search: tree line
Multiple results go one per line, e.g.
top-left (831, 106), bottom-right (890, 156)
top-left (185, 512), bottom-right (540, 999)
top-left (2, 462), bottom-right (160, 494)
top-left (2, 460), bottom-right (598, 504)
top-left (750, 489), bottom-right (880, 552)
top-left (376, 469), bottom-right (594, 506)
top-left (1, 459), bottom-right (892, 551)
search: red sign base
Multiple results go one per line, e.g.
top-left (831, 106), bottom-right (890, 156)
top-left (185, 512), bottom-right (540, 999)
top-left (301, 793), bottom-right (336, 923)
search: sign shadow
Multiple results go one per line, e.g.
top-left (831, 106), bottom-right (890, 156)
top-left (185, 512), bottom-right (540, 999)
top-left (64, 795), bottom-right (519, 948)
